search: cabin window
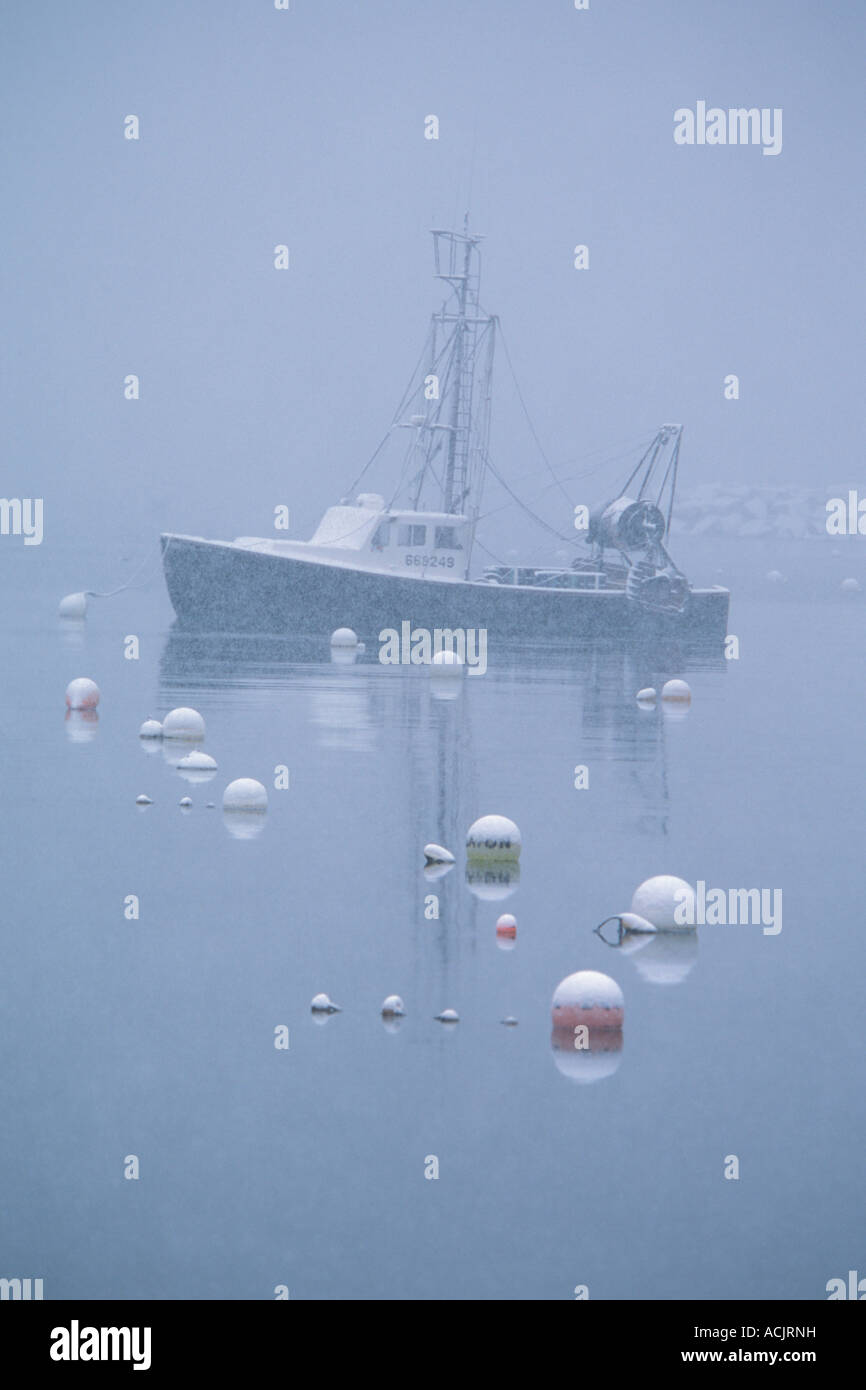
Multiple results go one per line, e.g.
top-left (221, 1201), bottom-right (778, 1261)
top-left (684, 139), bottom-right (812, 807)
top-left (397, 524), bottom-right (427, 546)
top-left (434, 526), bottom-right (463, 550)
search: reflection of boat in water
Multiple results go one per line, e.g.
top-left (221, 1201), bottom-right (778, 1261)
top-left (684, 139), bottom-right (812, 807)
top-left (161, 223), bottom-right (730, 642)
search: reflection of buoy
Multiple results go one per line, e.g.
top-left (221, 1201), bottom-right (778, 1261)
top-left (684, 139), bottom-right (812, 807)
top-left (65, 677), bottom-right (100, 710)
top-left (661, 679), bottom-right (691, 704)
top-left (496, 913), bottom-right (517, 950)
top-left (465, 861), bottom-right (520, 901)
top-left (435, 1008), bottom-right (459, 1024)
top-left (59, 592), bottom-right (87, 619)
top-left (466, 815), bottom-right (521, 860)
top-left (631, 928), bottom-right (698, 986)
top-left (135, 794), bottom-right (153, 806)
top-left (176, 750), bottom-right (218, 784)
top-left (64, 710), bottom-right (98, 742)
top-left (162, 707), bottom-right (205, 740)
top-left (311, 993), bottom-right (340, 1013)
top-left (630, 875), bottom-right (694, 930)
top-left (424, 843), bottom-right (454, 865)
top-left (551, 970), bottom-right (623, 1030)
top-left (636, 687), bottom-right (657, 707)
top-left (381, 995), bottom-right (405, 1017)
top-left (139, 719), bottom-right (163, 739)
top-left (550, 1025), bottom-right (623, 1084)
top-left (841, 577), bottom-right (860, 593)
top-left (223, 778), bottom-right (267, 812)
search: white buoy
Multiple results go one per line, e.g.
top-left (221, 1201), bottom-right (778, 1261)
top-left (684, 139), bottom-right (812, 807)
top-left (381, 995), bottom-right (405, 1017)
top-left (179, 796), bottom-right (192, 809)
top-left (767, 570), bottom-right (785, 584)
top-left (311, 993), bottom-right (340, 1013)
top-left (431, 650), bottom-right (463, 676)
top-left (630, 875), bottom-right (695, 930)
top-left (496, 913), bottom-right (517, 950)
top-left (139, 719), bottom-right (163, 739)
top-left (330, 627), bottom-right (359, 648)
top-left (598, 911), bottom-right (657, 938)
top-left (636, 687), bottom-right (657, 707)
top-left (65, 677), bottom-right (100, 710)
top-left (841, 577), bottom-right (860, 593)
top-left (466, 814), bottom-right (521, 860)
top-left (501, 1016), bottom-right (519, 1026)
top-left (424, 843), bottom-right (455, 865)
top-left (435, 1008), bottom-right (459, 1024)
top-left (551, 970), bottom-right (624, 1030)
top-left (162, 707), bottom-right (205, 740)
top-left (135, 794), bottom-right (153, 806)
top-left (59, 592), bottom-right (87, 619)
top-left (661, 679), bottom-right (691, 704)
top-left (176, 750), bottom-right (218, 784)
top-left (222, 778), bottom-right (267, 813)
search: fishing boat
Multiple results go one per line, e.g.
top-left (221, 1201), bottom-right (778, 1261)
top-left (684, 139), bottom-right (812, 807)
top-left (161, 223), bottom-right (729, 642)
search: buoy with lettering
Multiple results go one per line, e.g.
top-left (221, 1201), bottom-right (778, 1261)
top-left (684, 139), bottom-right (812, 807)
top-left (59, 592), bottom-right (87, 619)
top-left (139, 719), bottom-right (162, 739)
top-left (311, 993), bottom-right (340, 1013)
top-left (661, 679), bottom-right (691, 704)
top-left (162, 707), bottom-right (205, 740)
top-left (435, 1008), bottom-right (459, 1024)
top-left (65, 677), bottom-right (100, 710)
top-left (466, 814), bottom-right (521, 860)
top-left (551, 970), bottom-right (624, 1030)
top-left (381, 995), bottom-right (405, 1017)
top-left (630, 875), bottom-right (694, 930)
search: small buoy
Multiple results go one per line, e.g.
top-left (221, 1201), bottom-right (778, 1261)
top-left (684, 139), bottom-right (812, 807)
top-left (551, 970), bottom-right (624, 1030)
top-left (222, 778), bottom-right (267, 813)
top-left (841, 577), bottom-right (860, 593)
top-left (500, 1016), bottom-right (519, 1026)
top-left (496, 912), bottom-right (517, 949)
top-left (466, 814), bottom-right (521, 860)
top-left (435, 1008), bottom-right (459, 1023)
top-left (177, 750), bottom-right (218, 784)
top-left (424, 843), bottom-right (455, 865)
top-left (65, 677), bottom-right (100, 710)
top-left (661, 679), bottom-right (691, 704)
top-left (311, 993), bottom-right (340, 1013)
top-left (139, 719), bottom-right (163, 739)
top-left (381, 995), bottom-right (405, 1017)
top-left (330, 627), bottom-right (359, 648)
top-left (636, 687), bottom-right (657, 707)
top-left (179, 796), bottom-right (192, 808)
top-left (431, 650), bottom-right (463, 676)
top-left (135, 794), bottom-right (153, 806)
top-left (596, 912), bottom-right (658, 943)
top-left (59, 592), bottom-right (87, 619)
top-left (206, 802), bottom-right (215, 809)
top-left (766, 570), bottom-right (785, 584)
top-left (162, 707), bottom-right (205, 740)
top-left (630, 875), bottom-right (694, 930)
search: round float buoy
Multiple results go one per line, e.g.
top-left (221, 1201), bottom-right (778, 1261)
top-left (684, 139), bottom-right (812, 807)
top-left (551, 970), bottom-right (624, 1030)
top-left (424, 843), bottom-right (455, 865)
top-left (135, 794), bottom-right (153, 806)
top-left (139, 719), bottom-right (162, 739)
top-left (223, 778), bottom-right (267, 813)
top-left (176, 750), bottom-right (218, 784)
top-left (435, 1008), bottom-right (459, 1024)
top-left (381, 995), bottom-right (405, 1017)
top-left (59, 592), bottom-right (87, 619)
top-left (162, 707), bottom-right (205, 740)
top-left (630, 875), bottom-right (694, 930)
top-left (466, 814), bottom-right (521, 860)
top-left (500, 1016), bottom-right (519, 1027)
top-left (65, 677), bottom-right (100, 710)
top-left (496, 913), bottom-right (517, 949)
top-left (767, 570), bottom-right (785, 584)
top-left (661, 679), bottom-right (691, 704)
top-left (311, 993), bottom-right (340, 1013)
top-left (636, 687), bottom-right (657, 707)
top-left (841, 577), bottom-right (860, 593)
top-left (330, 627), bottom-right (359, 648)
